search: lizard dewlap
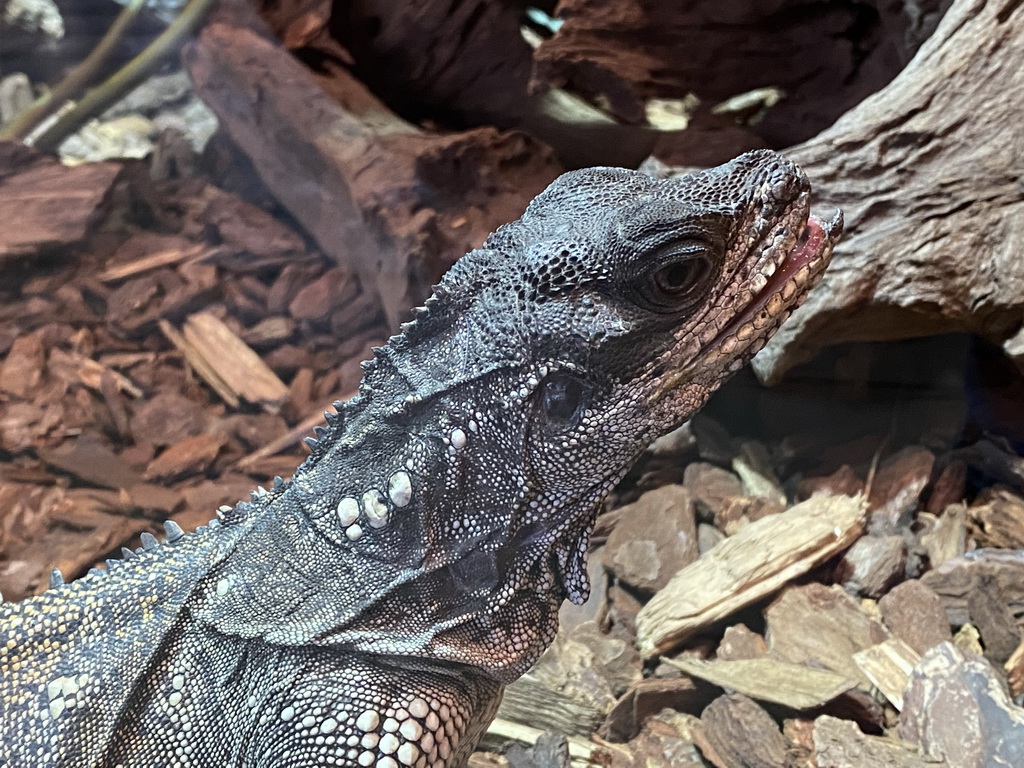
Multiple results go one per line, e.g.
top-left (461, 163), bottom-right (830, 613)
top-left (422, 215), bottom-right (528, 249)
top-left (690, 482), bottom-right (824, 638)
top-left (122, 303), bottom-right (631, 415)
top-left (0, 149), bottom-right (841, 768)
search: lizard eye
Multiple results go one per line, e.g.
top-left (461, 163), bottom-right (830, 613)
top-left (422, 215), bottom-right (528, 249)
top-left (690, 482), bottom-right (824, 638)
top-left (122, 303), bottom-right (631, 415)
top-left (538, 371), bottom-right (587, 429)
top-left (652, 256), bottom-right (711, 298)
top-left (630, 239), bottom-right (718, 313)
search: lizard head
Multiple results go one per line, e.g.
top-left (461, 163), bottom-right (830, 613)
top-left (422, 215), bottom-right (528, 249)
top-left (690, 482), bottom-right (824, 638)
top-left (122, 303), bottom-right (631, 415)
top-left (212, 150), bottom-right (840, 682)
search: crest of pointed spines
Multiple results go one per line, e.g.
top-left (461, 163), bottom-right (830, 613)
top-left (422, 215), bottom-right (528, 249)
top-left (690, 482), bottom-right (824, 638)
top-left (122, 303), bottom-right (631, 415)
top-left (298, 278), bottom-right (462, 467)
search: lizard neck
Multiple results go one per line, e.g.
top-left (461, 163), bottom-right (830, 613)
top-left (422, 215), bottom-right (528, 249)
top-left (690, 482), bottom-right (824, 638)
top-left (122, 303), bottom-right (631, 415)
top-left (194, 368), bottom-right (604, 682)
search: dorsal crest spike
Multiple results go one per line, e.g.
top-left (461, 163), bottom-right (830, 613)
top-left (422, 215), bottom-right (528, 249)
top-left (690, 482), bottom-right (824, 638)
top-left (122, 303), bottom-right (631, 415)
top-left (140, 532), bottom-right (158, 551)
top-left (121, 546), bottom-right (136, 560)
top-left (49, 569), bottom-right (64, 589)
top-left (163, 520), bottom-right (184, 542)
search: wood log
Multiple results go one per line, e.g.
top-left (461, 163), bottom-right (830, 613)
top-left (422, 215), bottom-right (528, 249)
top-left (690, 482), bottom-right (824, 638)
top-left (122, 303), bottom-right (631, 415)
top-left (749, 0), bottom-right (1024, 381)
top-left (183, 0), bottom-right (560, 328)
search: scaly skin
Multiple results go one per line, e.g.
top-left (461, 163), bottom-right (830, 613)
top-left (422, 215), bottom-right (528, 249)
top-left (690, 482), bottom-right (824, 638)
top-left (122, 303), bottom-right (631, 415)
top-left (0, 150), bottom-right (841, 767)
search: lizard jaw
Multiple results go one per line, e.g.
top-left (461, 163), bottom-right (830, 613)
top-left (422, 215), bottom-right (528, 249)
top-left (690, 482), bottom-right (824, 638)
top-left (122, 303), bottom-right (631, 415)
top-left (653, 205), bottom-right (842, 396)
top-left (710, 207), bottom-right (843, 351)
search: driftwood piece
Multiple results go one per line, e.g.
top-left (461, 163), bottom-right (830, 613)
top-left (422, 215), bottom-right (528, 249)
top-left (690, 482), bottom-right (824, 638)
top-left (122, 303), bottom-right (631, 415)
top-left (666, 656), bottom-right (857, 711)
top-left (635, 494), bottom-right (866, 656)
top-left (744, 0), bottom-right (1024, 381)
top-left (328, 0), bottom-right (657, 168)
top-left (184, 0), bottom-right (561, 327)
top-left (0, 142), bottom-right (120, 261)
top-left (812, 716), bottom-right (945, 768)
top-left (900, 642), bottom-right (1024, 767)
top-left (531, 0), bottom-right (935, 146)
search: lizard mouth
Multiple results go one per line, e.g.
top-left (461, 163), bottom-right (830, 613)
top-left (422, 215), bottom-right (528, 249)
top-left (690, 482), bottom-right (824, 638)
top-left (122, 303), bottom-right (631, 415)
top-left (654, 206), bottom-right (842, 394)
top-left (710, 208), bottom-right (843, 349)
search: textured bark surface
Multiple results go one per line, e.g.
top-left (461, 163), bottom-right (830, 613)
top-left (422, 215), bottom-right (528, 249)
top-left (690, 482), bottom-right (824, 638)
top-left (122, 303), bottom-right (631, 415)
top-left (749, 0), bottom-right (1024, 381)
top-left (0, 142), bottom-right (120, 261)
top-left (184, 1), bottom-right (561, 327)
top-left (532, 0), bottom-right (946, 145)
top-left (900, 643), bottom-right (1024, 767)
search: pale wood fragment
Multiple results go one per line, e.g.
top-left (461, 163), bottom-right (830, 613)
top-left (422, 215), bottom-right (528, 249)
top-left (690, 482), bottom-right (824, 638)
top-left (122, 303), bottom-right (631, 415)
top-left (480, 718), bottom-right (595, 767)
top-left (47, 348), bottom-right (142, 398)
top-left (636, 494), bottom-right (866, 656)
top-left (852, 638), bottom-right (921, 711)
top-left (1005, 637), bottom-right (1024, 699)
top-left (665, 657), bottom-right (856, 710)
top-left (918, 504), bottom-right (967, 570)
top-left (161, 313), bottom-right (290, 413)
top-left (159, 318), bottom-right (239, 409)
top-left (98, 243), bottom-right (208, 281)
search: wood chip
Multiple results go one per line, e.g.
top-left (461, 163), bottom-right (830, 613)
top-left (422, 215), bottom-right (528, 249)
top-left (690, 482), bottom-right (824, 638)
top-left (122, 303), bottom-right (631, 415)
top-left (162, 312), bottom-right (289, 412)
top-left (918, 503), bottom-right (968, 569)
top-left (900, 642), bottom-right (1024, 767)
top-left (0, 333), bottom-right (44, 397)
top-left (636, 494), bottom-right (866, 656)
top-left (766, 583), bottom-right (890, 688)
top-left (98, 243), bottom-right (208, 281)
top-left (878, 580), bottom-right (953, 656)
top-left (600, 676), bottom-right (715, 742)
top-left (39, 435), bottom-right (142, 490)
top-left (813, 715), bottom-right (946, 767)
top-left (852, 638), bottom-right (921, 711)
top-left (921, 549), bottom-right (1024, 635)
top-left (47, 348), bottom-right (142, 398)
top-left (480, 718), bottom-right (595, 768)
top-left (145, 433), bottom-right (226, 482)
top-left (968, 486), bottom-right (1024, 549)
top-left (0, 149), bottom-right (121, 261)
top-left (666, 656), bottom-right (857, 710)
top-left (693, 694), bottom-right (788, 768)
top-left (1005, 637), bottom-right (1024, 699)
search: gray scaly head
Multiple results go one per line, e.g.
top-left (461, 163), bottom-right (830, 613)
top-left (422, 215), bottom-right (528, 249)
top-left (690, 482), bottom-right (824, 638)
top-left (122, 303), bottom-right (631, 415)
top-left (197, 149), bottom-right (842, 683)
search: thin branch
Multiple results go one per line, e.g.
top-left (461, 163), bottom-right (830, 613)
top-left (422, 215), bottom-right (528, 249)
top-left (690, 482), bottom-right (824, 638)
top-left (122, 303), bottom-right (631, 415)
top-left (28, 0), bottom-right (217, 154)
top-left (0, 0), bottom-right (148, 142)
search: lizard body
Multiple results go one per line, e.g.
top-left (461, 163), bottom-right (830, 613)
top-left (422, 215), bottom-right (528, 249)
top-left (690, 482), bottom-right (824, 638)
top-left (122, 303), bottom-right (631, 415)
top-left (0, 150), bottom-right (841, 767)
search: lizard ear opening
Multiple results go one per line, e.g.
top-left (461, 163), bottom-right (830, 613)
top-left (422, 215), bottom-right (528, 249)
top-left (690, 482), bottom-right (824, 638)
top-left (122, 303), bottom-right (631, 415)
top-left (536, 371), bottom-right (588, 431)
